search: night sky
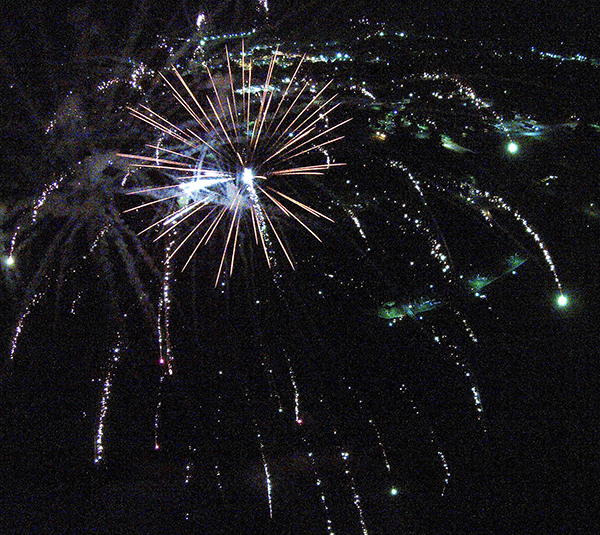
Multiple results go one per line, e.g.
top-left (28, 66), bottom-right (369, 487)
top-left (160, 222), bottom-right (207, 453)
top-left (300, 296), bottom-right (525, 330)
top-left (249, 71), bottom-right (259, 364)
top-left (3, 1), bottom-right (600, 54)
top-left (1, 1), bottom-right (598, 533)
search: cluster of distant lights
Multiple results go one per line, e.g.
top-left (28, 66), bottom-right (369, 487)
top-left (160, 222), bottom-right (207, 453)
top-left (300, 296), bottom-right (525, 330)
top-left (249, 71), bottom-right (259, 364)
top-left (531, 47), bottom-right (599, 67)
top-left (350, 19), bottom-right (599, 73)
top-left (348, 23), bottom-right (597, 166)
top-left (350, 18), bottom-right (407, 41)
top-left (368, 71), bottom-right (514, 150)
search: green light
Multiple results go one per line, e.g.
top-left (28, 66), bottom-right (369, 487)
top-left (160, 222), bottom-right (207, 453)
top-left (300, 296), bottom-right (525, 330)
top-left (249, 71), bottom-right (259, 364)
top-left (507, 141), bottom-right (519, 154)
top-left (390, 487), bottom-right (398, 496)
top-left (557, 294), bottom-right (568, 307)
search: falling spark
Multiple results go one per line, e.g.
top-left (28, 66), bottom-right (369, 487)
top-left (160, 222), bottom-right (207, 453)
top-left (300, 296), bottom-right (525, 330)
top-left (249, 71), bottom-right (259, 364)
top-left (334, 429), bottom-right (370, 535)
top-left (257, 429), bottom-right (273, 519)
top-left (154, 238), bottom-right (176, 450)
top-left (469, 186), bottom-right (563, 294)
top-left (9, 289), bottom-right (45, 361)
top-left (95, 333), bottom-right (124, 464)
top-left (301, 436), bottom-right (336, 534)
top-left (398, 384), bottom-right (452, 496)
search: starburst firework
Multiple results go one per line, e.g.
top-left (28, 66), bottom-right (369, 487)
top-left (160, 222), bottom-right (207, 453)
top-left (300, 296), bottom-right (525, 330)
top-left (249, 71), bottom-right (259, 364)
top-left (120, 44), bottom-right (348, 284)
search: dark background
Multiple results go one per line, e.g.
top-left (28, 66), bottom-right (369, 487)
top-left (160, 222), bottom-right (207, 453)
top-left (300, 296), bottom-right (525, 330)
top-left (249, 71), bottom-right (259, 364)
top-left (1, 1), bottom-right (598, 533)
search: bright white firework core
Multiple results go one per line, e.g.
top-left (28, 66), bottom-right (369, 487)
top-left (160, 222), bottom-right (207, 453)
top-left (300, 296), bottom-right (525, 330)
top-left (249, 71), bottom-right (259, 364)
top-left (557, 294), bottom-right (568, 307)
top-left (241, 167), bottom-right (255, 186)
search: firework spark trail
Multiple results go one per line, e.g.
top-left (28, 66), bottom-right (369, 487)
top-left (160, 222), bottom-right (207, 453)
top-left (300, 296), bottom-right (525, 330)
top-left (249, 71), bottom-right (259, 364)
top-left (50, 221), bottom-right (90, 322)
top-left (369, 418), bottom-right (392, 473)
top-left (6, 219), bottom-right (79, 363)
top-left (342, 382), bottom-right (392, 473)
top-left (362, 409), bottom-right (391, 473)
top-left (6, 177), bottom-right (71, 362)
top-left (345, 378), bottom-right (452, 496)
top-left (272, 336), bottom-right (334, 530)
top-left (95, 332), bottom-right (124, 464)
top-left (255, 330), bottom-right (284, 413)
top-left (8, 227), bottom-right (20, 263)
top-left (120, 45), bottom-right (346, 284)
top-left (427, 179), bottom-right (564, 296)
top-left (158, 238), bottom-right (175, 372)
top-left (470, 187), bottom-right (564, 294)
top-left (8, 289), bottom-right (44, 362)
top-left (262, 248), bottom-right (305, 423)
top-left (343, 205), bottom-right (371, 251)
top-left (391, 162), bottom-right (455, 279)
top-left (453, 308), bottom-right (479, 344)
top-left (398, 383), bottom-right (451, 496)
top-left (9, 176), bottom-right (65, 260)
top-left (260, 304), bottom-right (343, 529)
top-left (253, 276), bottom-right (343, 525)
top-left (213, 367), bottom-right (226, 496)
top-left (154, 238), bottom-right (176, 450)
top-left (260, 354), bottom-right (284, 414)
top-left (333, 430), bottom-right (370, 535)
top-left (299, 433), bottom-right (336, 534)
top-left (287, 357), bottom-right (301, 424)
top-left (392, 188), bottom-right (482, 342)
top-left (184, 444), bottom-right (195, 486)
top-left (246, 293), bottom-right (286, 414)
top-left (68, 225), bottom-right (112, 315)
top-left (182, 444), bottom-right (196, 523)
top-left (390, 164), bottom-right (502, 346)
top-left (245, 384), bottom-right (274, 519)
top-left (257, 428), bottom-right (273, 519)
top-left (429, 325), bottom-right (487, 433)
top-left (153, 378), bottom-right (164, 452)
top-left (6, 162), bottom-right (156, 365)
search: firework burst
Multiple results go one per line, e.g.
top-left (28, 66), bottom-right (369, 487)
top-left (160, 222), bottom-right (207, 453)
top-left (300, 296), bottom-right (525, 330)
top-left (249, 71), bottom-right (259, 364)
top-left (120, 44), bottom-right (348, 285)
top-left (3, 16), bottom-right (584, 532)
